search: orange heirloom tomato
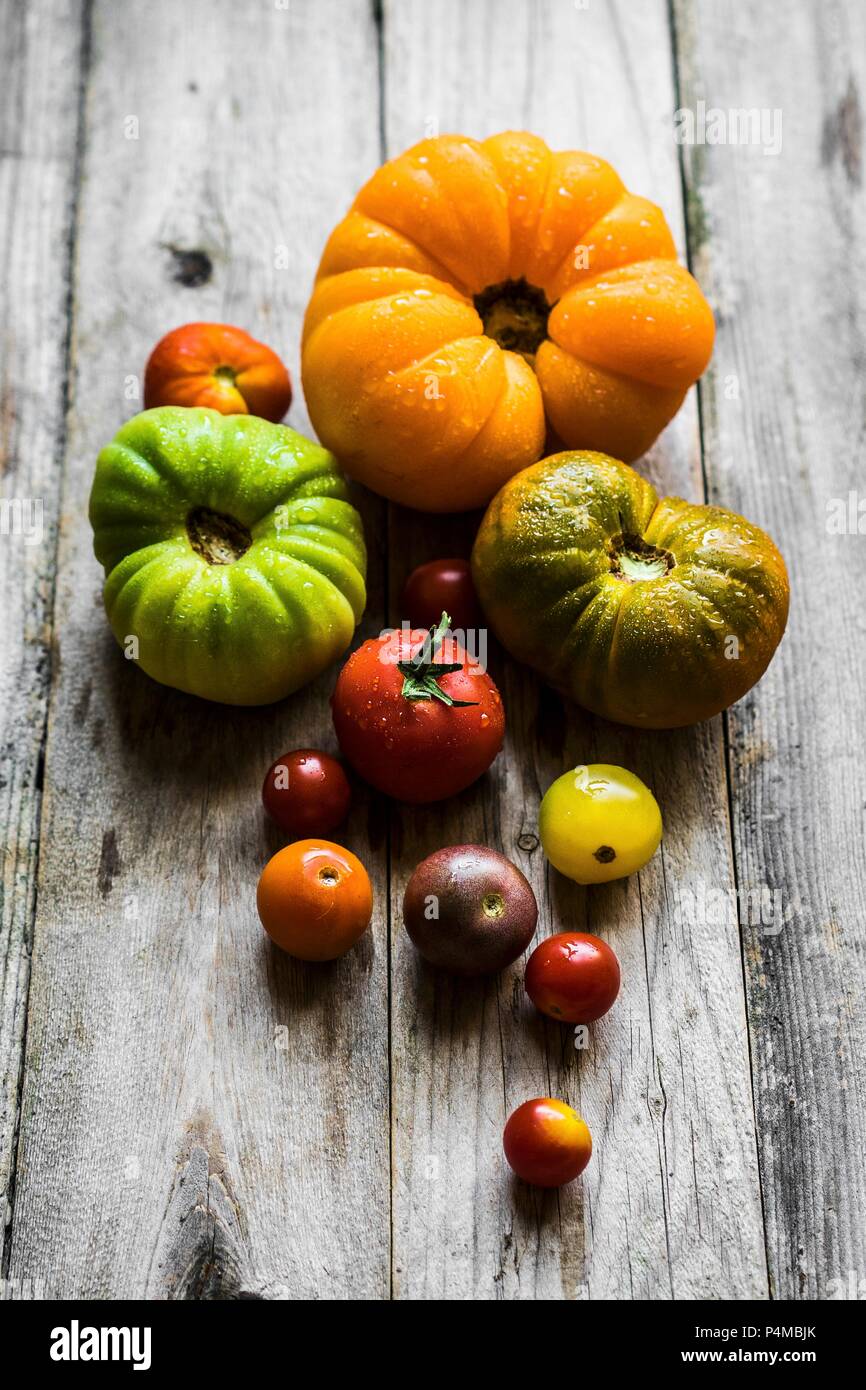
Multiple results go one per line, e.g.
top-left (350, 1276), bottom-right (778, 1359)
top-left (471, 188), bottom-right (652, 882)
top-left (144, 322), bottom-right (292, 421)
top-left (256, 839), bottom-right (373, 961)
top-left (503, 1098), bottom-right (592, 1188)
top-left (301, 131), bottom-right (714, 511)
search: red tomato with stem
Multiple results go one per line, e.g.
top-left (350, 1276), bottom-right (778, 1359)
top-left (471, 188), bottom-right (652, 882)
top-left (525, 932), bottom-right (621, 1023)
top-left (503, 1098), bottom-right (592, 1188)
top-left (332, 612), bottom-right (504, 803)
top-left (144, 322), bottom-right (292, 420)
top-left (262, 749), bottom-right (351, 837)
top-left (402, 559), bottom-right (482, 635)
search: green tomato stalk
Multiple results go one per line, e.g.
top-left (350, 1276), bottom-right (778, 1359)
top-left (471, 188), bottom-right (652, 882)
top-left (397, 612), bottom-right (479, 707)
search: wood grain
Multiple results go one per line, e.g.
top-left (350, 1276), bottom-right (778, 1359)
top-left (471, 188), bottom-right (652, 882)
top-left (382, 0), bottom-right (767, 1299)
top-left (0, 0), bottom-right (86, 1269)
top-left (5, 0), bottom-right (389, 1299)
top-left (674, 0), bottom-right (866, 1299)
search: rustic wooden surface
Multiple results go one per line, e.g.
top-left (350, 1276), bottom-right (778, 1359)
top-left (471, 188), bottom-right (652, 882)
top-left (673, 0), bottom-right (866, 1300)
top-left (0, 0), bottom-right (862, 1300)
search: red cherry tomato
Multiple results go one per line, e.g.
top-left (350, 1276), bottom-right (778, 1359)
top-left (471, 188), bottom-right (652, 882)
top-left (401, 559), bottom-right (482, 635)
top-left (503, 1098), bottom-right (592, 1188)
top-left (332, 612), bottom-right (504, 803)
top-left (525, 932), bottom-right (621, 1023)
top-left (262, 749), bottom-right (351, 837)
top-left (144, 322), bottom-right (292, 421)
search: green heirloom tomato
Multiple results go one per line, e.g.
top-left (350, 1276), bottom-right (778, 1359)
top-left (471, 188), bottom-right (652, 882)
top-left (471, 451), bottom-right (789, 729)
top-left (88, 407), bottom-right (366, 705)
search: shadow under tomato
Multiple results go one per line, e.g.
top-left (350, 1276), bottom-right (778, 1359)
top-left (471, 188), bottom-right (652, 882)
top-left (95, 623), bottom-right (378, 856)
top-left (507, 1168), bottom-right (584, 1224)
top-left (260, 923), bottom-right (378, 1023)
top-left (101, 632), bottom-right (341, 787)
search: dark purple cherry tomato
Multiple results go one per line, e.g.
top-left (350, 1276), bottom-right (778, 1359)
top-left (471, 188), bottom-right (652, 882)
top-left (403, 844), bottom-right (537, 975)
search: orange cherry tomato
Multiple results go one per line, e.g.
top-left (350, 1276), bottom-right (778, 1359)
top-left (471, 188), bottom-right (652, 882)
top-left (525, 931), bottom-right (620, 1023)
top-left (144, 322), bottom-right (292, 421)
top-left (257, 839), bottom-right (372, 961)
top-left (503, 1097), bottom-right (592, 1188)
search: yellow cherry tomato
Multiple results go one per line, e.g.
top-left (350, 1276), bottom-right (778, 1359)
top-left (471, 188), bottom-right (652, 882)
top-left (538, 763), bottom-right (662, 884)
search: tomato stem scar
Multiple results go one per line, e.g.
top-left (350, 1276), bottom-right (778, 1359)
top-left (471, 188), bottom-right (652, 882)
top-left (593, 845), bottom-right (616, 863)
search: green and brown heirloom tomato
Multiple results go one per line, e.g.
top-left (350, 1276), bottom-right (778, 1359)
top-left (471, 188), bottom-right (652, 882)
top-left (471, 451), bottom-right (789, 729)
top-left (88, 407), bottom-right (366, 705)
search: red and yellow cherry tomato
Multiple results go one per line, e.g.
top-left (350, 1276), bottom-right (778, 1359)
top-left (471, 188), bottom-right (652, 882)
top-left (525, 931), bottom-right (620, 1023)
top-left (257, 839), bottom-right (372, 961)
top-left (503, 1098), bottom-right (592, 1188)
top-left (401, 559), bottom-right (482, 635)
top-left (332, 612), bottom-right (504, 803)
top-left (262, 749), bottom-right (351, 838)
top-left (144, 322), bottom-right (292, 421)
top-left (539, 763), bottom-right (662, 884)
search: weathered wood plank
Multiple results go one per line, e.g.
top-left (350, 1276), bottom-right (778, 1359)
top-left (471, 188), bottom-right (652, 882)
top-left (0, 0), bottom-right (86, 1269)
top-left (7, 0), bottom-right (389, 1298)
top-left (673, 0), bottom-right (866, 1299)
top-left (383, 0), bottom-right (768, 1299)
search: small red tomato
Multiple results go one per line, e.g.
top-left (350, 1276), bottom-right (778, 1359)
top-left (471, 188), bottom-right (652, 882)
top-left (144, 322), bottom-right (292, 421)
top-left (525, 932), bottom-right (621, 1023)
top-left (503, 1098), bottom-right (592, 1188)
top-left (402, 559), bottom-right (482, 635)
top-left (332, 612), bottom-right (504, 803)
top-left (262, 749), bottom-right (351, 837)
